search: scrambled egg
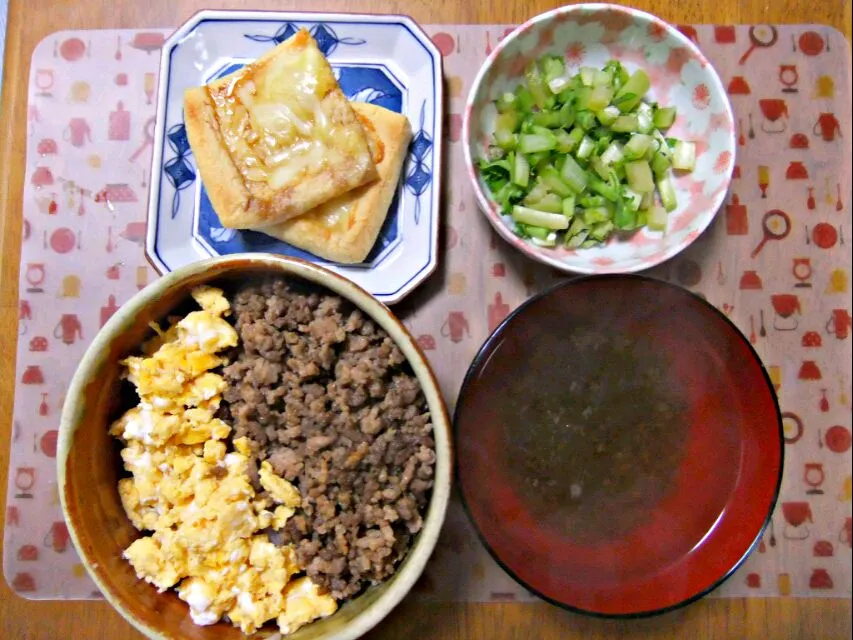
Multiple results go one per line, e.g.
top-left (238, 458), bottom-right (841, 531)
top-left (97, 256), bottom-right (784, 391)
top-left (111, 286), bottom-right (338, 635)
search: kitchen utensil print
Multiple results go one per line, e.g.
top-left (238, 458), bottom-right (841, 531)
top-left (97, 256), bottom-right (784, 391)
top-left (799, 31), bottom-right (825, 56)
top-left (739, 25), bottom-right (778, 64)
top-left (35, 69), bottom-right (54, 96)
top-left (804, 463), bottom-right (826, 494)
top-left (782, 411), bottom-right (804, 444)
top-left (779, 65), bottom-right (798, 93)
top-left (793, 258), bottom-right (813, 287)
top-left (759, 99), bottom-right (788, 133)
top-left (441, 311), bottom-right (470, 344)
top-left (826, 308), bottom-right (852, 339)
top-left (759, 310), bottom-right (767, 337)
top-left (757, 165), bottom-right (770, 198)
top-left (115, 35), bottom-right (122, 60)
top-left (108, 101), bottom-right (131, 141)
top-left (807, 187), bottom-right (816, 210)
top-left (726, 194), bottom-right (748, 235)
top-left (835, 183), bottom-right (843, 211)
top-left (54, 314), bottom-right (83, 345)
top-left (814, 113), bottom-right (841, 142)
top-left (812, 222), bottom-right (838, 249)
top-left (819, 389), bottom-right (830, 413)
top-left (782, 501), bottom-right (813, 540)
top-left (771, 294), bottom-right (801, 330)
top-left (751, 210), bottom-right (791, 257)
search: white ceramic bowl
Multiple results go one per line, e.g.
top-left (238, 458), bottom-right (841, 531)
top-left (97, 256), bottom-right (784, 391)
top-left (57, 254), bottom-right (452, 640)
top-left (463, 3), bottom-right (735, 274)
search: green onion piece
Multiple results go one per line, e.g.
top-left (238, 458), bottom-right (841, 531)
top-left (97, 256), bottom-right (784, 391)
top-left (647, 205), bottom-right (668, 231)
top-left (562, 195), bottom-right (577, 219)
top-left (613, 200), bottom-right (636, 230)
top-left (555, 128), bottom-right (579, 153)
top-left (591, 157), bottom-right (610, 181)
top-left (539, 165), bottom-right (575, 198)
top-left (651, 150), bottom-right (671, 177)
top-left (532, 192), bottom-right (564, 213)
top-left (531, 110), bottom-right (563, 128)
top-left (525, 61), bottom-right (550, 108)
top-left (588, 85), bottom-right (615, 112)
top-left (566, 230), bottom-right (589, 248)
top-left (522, 224), bottom-right (550, 239)
top-left (561, 154), bottom-right (589, 192)
top-left (568, 216), bottom-right (587, 237)
top-left (567, 126), bottom-right (586, 151)
top-left (611, 114), bottom-right (639, 133)
top-left (582, 206), bottom-right (612, 224)
top-left (523, 181), bottom-right (550, 205)
top-left (575, 86), bottom-right (593, 110)
top-left (557, 102), bottom-right (576, 129)
top-left (495, 111), bottom-right (520, 135)
top-left (653, 106), bottom-right (677, 129)
top-left (580, 238), bottom-right (601, 248)
top-left (579, 195), bottom-right (608, 208)
top-left (512, 205), bottom-right (571, 230)
top-left (531, 232), bottom-right (558, 247)
top-left (622, 186), bottom-right (643, 212)
top-left (589, 176), bottom-right (619, 202)
top-left (496, 92), bottom-right (517, 113)
top-left (512, 152), bottom-right (530, 187)
top-left (640, 191), bottom-right (654, 210)
top-left (672, 141), bottom-right (696, 171)
top-left (635, 210), bottom-right (648, 228)
top-left (624, 134), bottom-right (652, 160)
top-left (515, 85), bottom-right (534, 112)
top-left (657, 174), bottom-right (678, 211)
top-left (596, 106), bottom-right (620, 126)
top-left (494, 129), bottom-right (518, 151)
top-left (542, 56), bottom-right (566, 84)
top-left (575, 136), bottom-right (595, 160)
top-left (625, 160), bottom-right (655, 193)
top-left (613, 69), bottom-right (650, 113)
top-left (600, 142), bottom-right (624, 167)
top-left (518, 132), bottom-right (557, 153)
top-left (575, 110), bottom-right (597, 131)
top-left (591, 220), bottom-right (615, 240)
top-left (579, 66), bottom-right (597, 87)
top-left (593, 69), bottom-right (613, 86)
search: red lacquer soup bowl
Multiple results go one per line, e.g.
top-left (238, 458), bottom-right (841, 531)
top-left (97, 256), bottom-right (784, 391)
top-left (454, 275), bottom-right (783, 617)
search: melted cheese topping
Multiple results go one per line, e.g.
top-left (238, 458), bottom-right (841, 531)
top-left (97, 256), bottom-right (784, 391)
top-left (206, 31), bottom-right (366, 189)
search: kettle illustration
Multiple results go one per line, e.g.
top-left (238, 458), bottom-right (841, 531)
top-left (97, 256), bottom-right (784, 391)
top-left (441, 311), bottom-right (470, 344)
top-left (814, 113), bottom-right (841, 142)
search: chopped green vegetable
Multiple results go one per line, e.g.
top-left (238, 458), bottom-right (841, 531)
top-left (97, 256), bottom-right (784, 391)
top-left (647, 205), bottom-right (668, 231)
top-left (512, 205), bottom-right (571, 230)
top-left (672, 141), bottom-right (696, 171)
top-left (478, 57), bottom-right (693, 248)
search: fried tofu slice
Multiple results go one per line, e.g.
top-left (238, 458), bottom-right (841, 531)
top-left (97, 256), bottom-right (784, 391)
top-left (183, 29), bottom-right (377, 229)
top-left (258, 102), bottom-right (412, 264)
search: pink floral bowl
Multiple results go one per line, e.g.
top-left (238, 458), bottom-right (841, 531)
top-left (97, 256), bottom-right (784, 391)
top-left (462, 3), bottom-right (735, 274)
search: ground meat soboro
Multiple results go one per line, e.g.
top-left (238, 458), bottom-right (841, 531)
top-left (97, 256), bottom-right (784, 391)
top-left (220, 278), bottom-right (436, 599)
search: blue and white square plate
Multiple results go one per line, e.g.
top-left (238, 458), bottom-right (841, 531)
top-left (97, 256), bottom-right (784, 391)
top-left (146, 10), bottom-right (442, 304)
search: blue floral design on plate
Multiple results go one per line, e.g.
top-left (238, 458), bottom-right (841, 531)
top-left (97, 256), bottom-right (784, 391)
top-left (405, 101), bottom-right (433, 225)
top-left (244, 23), bottom-right (366, 56)
top-left (163, 124), bottom-right (195, 219)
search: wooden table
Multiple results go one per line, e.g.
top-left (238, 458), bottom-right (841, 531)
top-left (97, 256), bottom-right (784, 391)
top-left (1, 0), bottom-right (851, 638)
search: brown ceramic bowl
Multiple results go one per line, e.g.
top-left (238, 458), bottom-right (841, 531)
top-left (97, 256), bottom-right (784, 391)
top-left (57, 254), bottom-right (452, 640)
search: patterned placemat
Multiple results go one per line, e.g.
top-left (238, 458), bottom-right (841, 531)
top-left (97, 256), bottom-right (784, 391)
top-left (4, 24), bottom-right (851, 601)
